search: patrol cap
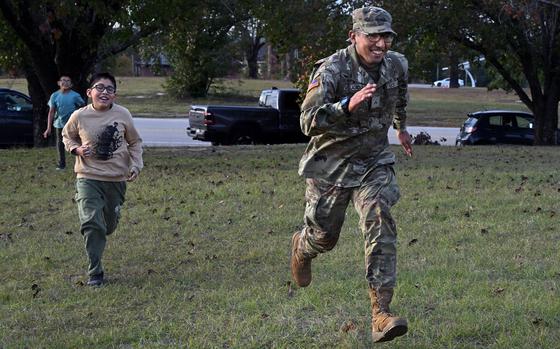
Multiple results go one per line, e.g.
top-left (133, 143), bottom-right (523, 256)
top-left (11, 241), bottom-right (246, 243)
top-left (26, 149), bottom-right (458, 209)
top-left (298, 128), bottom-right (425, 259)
top-left (352, 6), bottom-right (397, 36)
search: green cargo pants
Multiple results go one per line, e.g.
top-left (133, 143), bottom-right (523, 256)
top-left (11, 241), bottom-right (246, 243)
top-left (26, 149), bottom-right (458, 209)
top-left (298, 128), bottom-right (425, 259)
top-left (300, 165), bottom-right (401, 289)
top-left (75, 178), bottom-right (126, 276)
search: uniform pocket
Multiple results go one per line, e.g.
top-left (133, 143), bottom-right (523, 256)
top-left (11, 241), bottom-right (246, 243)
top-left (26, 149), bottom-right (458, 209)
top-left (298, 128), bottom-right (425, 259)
top-left (380, 166), bottom-right (400, 206)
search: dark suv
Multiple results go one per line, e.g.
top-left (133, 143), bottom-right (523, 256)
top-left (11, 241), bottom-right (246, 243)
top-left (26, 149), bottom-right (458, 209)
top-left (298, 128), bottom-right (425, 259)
top-left (455, 110), bottom-right (535, 146)
top-left (0, 88), bottom-right (33, 146)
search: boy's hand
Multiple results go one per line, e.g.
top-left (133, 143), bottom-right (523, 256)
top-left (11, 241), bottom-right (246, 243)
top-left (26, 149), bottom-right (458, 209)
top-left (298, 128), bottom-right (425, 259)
top-left (42, 128), bottom-right (51, 138)
top-left (127, 167), bottom-right (139, 182)
top-left (74, 145), bottom-right (92, 157)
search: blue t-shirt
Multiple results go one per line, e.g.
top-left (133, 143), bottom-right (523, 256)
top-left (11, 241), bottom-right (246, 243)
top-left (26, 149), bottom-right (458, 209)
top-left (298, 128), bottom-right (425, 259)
top-left (48, 90), bottom-right (85, 128)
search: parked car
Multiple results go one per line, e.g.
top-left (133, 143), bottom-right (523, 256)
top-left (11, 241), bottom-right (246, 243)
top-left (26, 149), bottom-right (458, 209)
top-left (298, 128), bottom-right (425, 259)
top-left (0, 88), bottom-right (34, 146)
top-left (187, 88), bottom-right (308, 145)
top-left (432, 78), bottom-right (464, 88)
top-left (455, 110), bottom-right (538, 146)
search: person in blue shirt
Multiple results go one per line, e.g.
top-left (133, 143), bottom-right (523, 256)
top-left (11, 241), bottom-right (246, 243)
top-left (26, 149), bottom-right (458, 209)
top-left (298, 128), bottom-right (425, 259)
top-left (43, 76), bottom-right (85, 170)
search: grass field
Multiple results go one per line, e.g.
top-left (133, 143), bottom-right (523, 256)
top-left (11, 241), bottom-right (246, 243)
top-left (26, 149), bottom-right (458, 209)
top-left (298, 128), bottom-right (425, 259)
top-left (1, 77), bottom-right (531, 127)
top-left (1, 145), bottom-right (559, 348)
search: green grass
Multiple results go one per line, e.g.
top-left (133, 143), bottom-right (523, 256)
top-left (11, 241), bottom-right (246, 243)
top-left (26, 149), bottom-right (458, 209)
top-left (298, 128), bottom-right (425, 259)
top-left (1, 145), bottom-right (559, 348)
top-left (1, 77), bottom-right (536, 125)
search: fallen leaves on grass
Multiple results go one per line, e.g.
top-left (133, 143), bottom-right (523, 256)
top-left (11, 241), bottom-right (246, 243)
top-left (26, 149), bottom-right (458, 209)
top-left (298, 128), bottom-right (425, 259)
top-left (0, 233), bottom-right (13, 242)
top-left (31, 283), bottom-right (41, 298)
top-left (531, 317), bottom-right (544, 326)
top-left (492, 287), bottom-right (505, 295)
top-left (424, 304), bottom-right (436, 314)
top-left (339, 320), bottom-right (358, 333)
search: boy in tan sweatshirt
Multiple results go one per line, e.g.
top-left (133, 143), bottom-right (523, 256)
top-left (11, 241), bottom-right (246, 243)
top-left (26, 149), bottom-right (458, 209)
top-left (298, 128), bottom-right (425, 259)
top-left (63, 72), bottom-right (143, 286)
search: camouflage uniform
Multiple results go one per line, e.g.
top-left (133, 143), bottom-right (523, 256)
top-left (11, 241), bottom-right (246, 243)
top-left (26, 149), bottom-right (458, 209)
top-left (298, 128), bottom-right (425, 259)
top-left (297, 41), bottom-right (409, 289)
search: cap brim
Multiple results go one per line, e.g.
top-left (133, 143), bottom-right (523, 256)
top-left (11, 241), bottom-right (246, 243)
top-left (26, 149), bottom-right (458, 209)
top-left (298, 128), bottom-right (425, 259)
top-left (355, 24), bottom-right (397, 36)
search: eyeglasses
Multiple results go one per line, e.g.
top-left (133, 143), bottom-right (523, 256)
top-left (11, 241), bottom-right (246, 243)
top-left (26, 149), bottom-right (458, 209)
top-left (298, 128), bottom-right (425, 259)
top-left (357, 31), bottom-right (395, 44)
top-left (91, 84), bottom-right (116, 94)
top-left (59, 79), bottom-right (72, 83)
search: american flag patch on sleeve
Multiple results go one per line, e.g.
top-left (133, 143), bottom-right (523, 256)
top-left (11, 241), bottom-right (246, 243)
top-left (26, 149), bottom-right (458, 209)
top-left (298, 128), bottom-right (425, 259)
top-left (307, 78), bottom-right (320, 92)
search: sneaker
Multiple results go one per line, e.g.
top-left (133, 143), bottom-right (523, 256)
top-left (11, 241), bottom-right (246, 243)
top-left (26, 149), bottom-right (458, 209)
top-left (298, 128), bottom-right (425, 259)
top-left (87, 273), bottom-right (104, 286)
top-left (56, 166), bottom-right (66, 171)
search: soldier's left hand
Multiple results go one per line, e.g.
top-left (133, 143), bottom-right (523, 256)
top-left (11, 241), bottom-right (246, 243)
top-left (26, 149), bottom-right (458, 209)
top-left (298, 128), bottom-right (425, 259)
top-left (397, 130), bottom-right (413, 157)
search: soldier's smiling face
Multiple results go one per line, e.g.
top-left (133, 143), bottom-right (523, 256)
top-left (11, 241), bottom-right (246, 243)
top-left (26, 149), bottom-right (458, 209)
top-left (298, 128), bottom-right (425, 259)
top-left (350, 30), bottom-right (391, 67)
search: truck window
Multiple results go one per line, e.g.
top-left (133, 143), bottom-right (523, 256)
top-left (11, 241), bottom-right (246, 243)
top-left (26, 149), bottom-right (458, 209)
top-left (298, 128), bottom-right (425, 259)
top-left (258, 92), bottom-right (269, 106)
top-left (265, 93), bottom-right (278, 109)
top-left (280, 92), bottom-right (300, 112)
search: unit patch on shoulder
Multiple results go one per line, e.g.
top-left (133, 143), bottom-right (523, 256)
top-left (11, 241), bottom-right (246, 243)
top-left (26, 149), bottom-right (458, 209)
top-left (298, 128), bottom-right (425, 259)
top-left (307, 78), bottom-right (321, 92)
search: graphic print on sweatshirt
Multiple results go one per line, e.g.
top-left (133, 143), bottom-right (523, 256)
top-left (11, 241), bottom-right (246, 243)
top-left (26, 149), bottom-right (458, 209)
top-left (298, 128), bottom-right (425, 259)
top-left (94, 122), bottom-right (123, 160)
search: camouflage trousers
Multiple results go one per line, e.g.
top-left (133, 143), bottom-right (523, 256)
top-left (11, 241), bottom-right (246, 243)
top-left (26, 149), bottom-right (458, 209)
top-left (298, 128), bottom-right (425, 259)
top-left (299, 165), bottom-right (401, 289)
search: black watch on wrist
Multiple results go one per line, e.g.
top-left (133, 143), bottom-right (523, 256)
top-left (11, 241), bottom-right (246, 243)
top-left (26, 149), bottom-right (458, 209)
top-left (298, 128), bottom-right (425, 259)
top-left (340, 96), bottom-right (351, 116)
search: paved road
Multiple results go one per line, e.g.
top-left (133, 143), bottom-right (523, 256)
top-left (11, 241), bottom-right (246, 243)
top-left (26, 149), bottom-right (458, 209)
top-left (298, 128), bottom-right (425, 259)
top-left (134, 118), bottom-right (209, 147)
top-left (134, 117), bottom-right (459, 147)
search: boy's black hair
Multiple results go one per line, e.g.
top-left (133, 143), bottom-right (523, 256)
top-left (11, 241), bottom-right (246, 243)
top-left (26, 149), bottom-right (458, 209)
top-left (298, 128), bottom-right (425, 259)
top-left (90, 72), bottom-right (117, 89)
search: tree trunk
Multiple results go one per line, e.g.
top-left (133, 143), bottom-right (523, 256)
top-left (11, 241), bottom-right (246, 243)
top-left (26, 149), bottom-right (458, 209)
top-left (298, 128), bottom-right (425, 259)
top-left (247, 58), bottom-right (259, 79)
top-left (246, 36), bottom-right (264, 79)
top-left (24, 66), bottom-right (52, 147)
top-left (448, 52), bottom-right (460, 88)
top-left (534, 83), bottom-right (560, 145)
top-left (267, 44), bottom-right (273, 79)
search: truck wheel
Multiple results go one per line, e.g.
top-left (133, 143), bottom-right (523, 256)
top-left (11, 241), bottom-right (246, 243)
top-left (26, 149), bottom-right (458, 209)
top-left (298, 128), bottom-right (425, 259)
top-left (210, 135), bottom-right (228, 146)
top-left (230, 128), bottom-right (257, 145)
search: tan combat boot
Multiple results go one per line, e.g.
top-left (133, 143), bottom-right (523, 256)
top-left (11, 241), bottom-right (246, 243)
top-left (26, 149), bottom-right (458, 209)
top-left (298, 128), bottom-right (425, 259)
top-left (290, 231), bottom-right (312, 287)
top-left (369, 287), bottom-right (408, 342)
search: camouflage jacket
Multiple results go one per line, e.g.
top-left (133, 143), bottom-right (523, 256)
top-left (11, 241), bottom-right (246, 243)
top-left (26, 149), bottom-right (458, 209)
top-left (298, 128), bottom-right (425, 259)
top-left (298, 44), bottom-right (408, 187)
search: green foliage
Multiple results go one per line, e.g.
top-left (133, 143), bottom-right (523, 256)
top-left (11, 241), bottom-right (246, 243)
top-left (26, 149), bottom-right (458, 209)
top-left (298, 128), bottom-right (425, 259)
top-left (1, 145), bottom-right (560, 347)
top-left (162, 1), bottom-right (241, 98)
top-left (164, 32), bottom-right (230, 98)
top-left (0, 18), bottom-right (25, 75)
top-left (394, 0), bottom-right (560, 143)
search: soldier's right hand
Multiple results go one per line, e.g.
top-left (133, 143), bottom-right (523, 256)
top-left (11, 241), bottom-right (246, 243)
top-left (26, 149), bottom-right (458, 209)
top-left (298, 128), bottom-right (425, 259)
top-left (349, 83), bottom-right (376, 113)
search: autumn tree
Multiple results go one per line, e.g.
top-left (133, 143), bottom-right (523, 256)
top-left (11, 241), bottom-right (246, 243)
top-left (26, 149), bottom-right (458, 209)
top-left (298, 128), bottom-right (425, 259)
top-left (0, 0), bottom-right (166, 146)
top-left (397, 0), bottom-right (560, 145)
